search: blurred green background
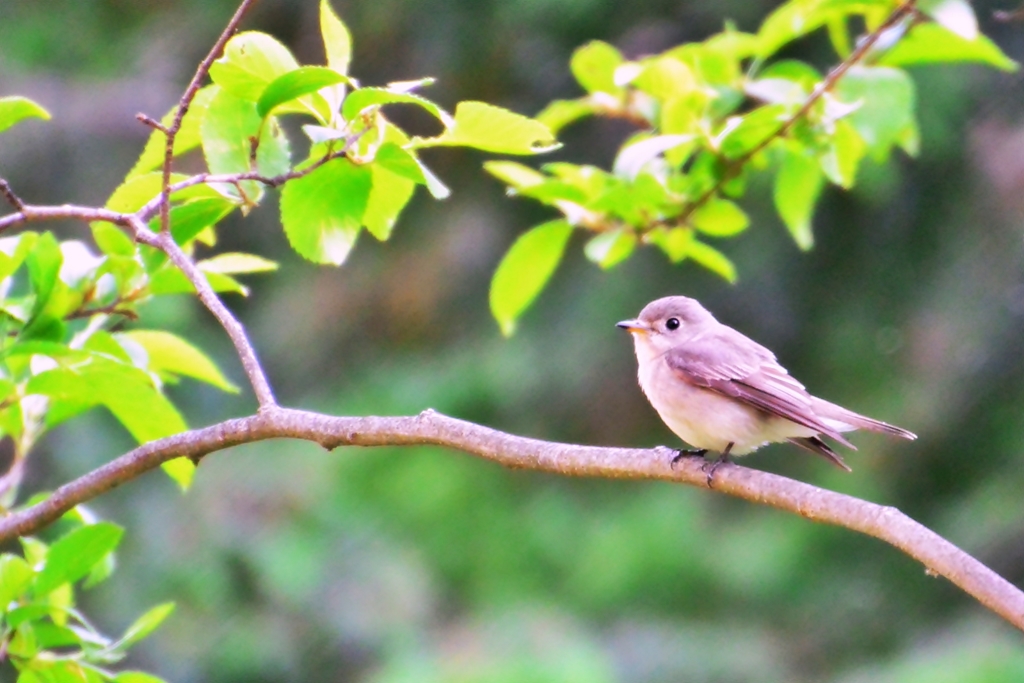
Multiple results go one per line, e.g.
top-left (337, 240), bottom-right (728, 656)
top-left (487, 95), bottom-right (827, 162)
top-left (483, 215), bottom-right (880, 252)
top-left (3, 0), bottom-right (1024, 681)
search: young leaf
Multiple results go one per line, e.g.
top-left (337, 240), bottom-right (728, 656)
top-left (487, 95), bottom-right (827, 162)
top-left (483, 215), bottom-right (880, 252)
top-left (115, 673), bottom-right (171, 683)
top-left (198, 252), bottom-right (278, 275)
top-left (208, 31), bottom-right (300, 102)
top-left (570, 41), bottom-right (625, 95)
top-left (0, 96), bottom-right (51, 135)
top-left (256, 66), bottom-right (348, 118)
top-left (33, 523), bottom-right (124, 595)
top-left (774, 144), bottom-right (823, 250)
top-left (613, 135), bottom-right (693, 180)
top-left (115, 602), bottom-right (176, 651)
top-left (483, 161), bottom-right (547, 190)
top-left (686, 239), bottom-right (737, 282)
top-left (279, 158), bottom-right (372, 265)
top-left (120, 330), bottom-right (238, 393)
top-left (321, 0), bottom-right (353, 74)
top-left (489, 219), bottom-right (573, 336)
top-left (818, 119), bottom-right (864, 188)
top-left (534, 98), bottom-right (597, 134)
top-left (690, 198), bottom-right (749, 237)
top-left (415, 102), bottom-right (560, 155)
top-left (584, 229), bottom-right (636, 269)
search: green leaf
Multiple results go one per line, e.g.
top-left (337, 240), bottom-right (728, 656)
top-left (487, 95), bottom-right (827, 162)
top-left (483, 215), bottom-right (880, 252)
top-left (209, 31), bottom-right (300, 102)
top-left (818, 119), bottom-right (864, 188)
top-left (835, 66), bottom-right (915, 160)
top-left (27, 360), bottom-right (188, 445)
top-left (198, 252), bottom-right (278, 275)
top-left (116, 602), bottom-right (175, 650)
top-left (633, 56), bottom-right (696, 101)
top-left (647, 227), bottom-right (693, 262)
top-left (115, 673), bottom-right (170, 683)
top-left (719, 105), bottom-right (786, 159)
top-left (415, 101), bottom-right (560, 155)
top-left (26, 232), bottom-right (63, 319)
top-left (127, 86), bottom-right (217, 179)
top-left (534, 98), bottom-right (597, 134)
top-left (33, 523), bottom-right (124, 595)
top-left (774, 143), bottom-right (823, 250)
top-left (256, 66), bottom-right (348, 118)
top-left (364, 162), bottom-right (416, 241)
top-left (202, 89), bottom-right (291, 202)
top-left (0, 554), bottom-right (34, 608)
top-left (570, 40), bottom-right (625, 95)
top-left (584, 229), bottom-right (636, 269)
top-left (92, 223), bottom-right (137, 258)
top-left (341, 88), bottom-right (451, 126)
top-left (321, 0), bottom-right (353, 74)
top-left (153, 197), bottom-right (237, 247)
top-left (280, 159), bottom-right (372, 265)
top-left (0, 96), bottom-right (51, 135)
top-left (147, 267), bottom-right (249, 296)
top-left (690, 198), bottom-right (749, 237)
top-left (686, 239), bottom-right (737, 282)
top-left (613, 135), bottom-right (693, 180)
top-left (489, 219), bottom-right (573, 336)
top-left (879, 23), bottom-right (1017, 72)
top-left (483, 161), bottom-right (547, 190)
top-left (120, 330), bottom-right (238, 392)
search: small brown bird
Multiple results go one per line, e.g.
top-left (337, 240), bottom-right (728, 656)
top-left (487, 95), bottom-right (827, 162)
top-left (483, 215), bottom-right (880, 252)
top-left (618, 296), bottom-right (916, 471)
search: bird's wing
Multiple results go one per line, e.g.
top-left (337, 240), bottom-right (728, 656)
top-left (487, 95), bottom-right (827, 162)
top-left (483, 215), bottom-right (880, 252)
top-left (664, 329), bottom-right (855, 448)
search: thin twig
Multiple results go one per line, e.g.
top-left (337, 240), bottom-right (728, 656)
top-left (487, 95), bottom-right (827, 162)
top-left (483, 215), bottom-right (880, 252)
top-left (0, 405), bottom-right (1021, 631)
top-left (0, 180), bottom-right (26, 212)
top-left (156, 0), bottom-right (259, 233)
top-left (135, 113), bottom-right (169, 134)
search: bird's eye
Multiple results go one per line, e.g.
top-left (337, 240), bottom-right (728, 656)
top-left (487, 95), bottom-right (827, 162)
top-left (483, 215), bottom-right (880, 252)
top-left (665, 317), bottom-right (680, 331)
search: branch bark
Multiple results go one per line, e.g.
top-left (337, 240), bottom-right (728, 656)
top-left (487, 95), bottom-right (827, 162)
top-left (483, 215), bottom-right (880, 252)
top-left (0, 405), bottom-right (1021, 630)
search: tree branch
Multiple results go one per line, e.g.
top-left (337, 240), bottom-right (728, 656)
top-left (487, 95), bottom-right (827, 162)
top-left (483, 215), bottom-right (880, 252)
top-left (0, 405), bottom-right (1021, 631)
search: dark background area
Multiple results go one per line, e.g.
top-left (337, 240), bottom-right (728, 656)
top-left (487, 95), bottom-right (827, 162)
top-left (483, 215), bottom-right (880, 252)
top-left (3, 0), bottom-right (1024, 680)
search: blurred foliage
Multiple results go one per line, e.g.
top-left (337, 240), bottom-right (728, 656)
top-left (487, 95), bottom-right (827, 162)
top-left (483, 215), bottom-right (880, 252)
top-left (2, 0), bottom-right (1024, 682)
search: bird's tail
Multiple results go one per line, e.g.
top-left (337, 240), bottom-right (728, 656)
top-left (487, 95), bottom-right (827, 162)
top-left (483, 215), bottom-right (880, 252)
top-left (812, 398), bottom-right (917, 440)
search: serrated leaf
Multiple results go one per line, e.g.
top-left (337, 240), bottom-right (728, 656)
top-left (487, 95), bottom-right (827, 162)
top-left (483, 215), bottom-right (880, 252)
top-left (256, 66), bottom-right (347, 119)
top-left (489, 219), bottom-right (572, 336)
top-left (690, 198), bottom-right (749, 237)
top-left (34, 523), bottom-right (123, 595)
top-left (279, 159), bottom-right (372, 265)
top-left (570, 41), bottom-right (624, 95)
top-left (120, 330), bottom-right (238, 393)
top-left (127, 86), bottom-right (217, 179)
top-left (584, 229), bottom-right (636, 269)
top-left (0, 554), bottom-right (34, 608)
top-left (415, 101), bottom-right (560, 155)
top-left (774, 144), bottom-right (823, 250)
top-left (0, 96), bottom-right (51, 135)
top-left (879, 23), bottom-right (1017, 72)
top-left (208, 31), bottom-right (300, 102)
top-left (685, 239), bottom-right (736, 282)
top-left (321, 0), bottom-right (353, 74)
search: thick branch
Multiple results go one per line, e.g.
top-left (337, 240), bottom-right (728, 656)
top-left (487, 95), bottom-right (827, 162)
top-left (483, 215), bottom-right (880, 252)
top-left (1, 405), bottom-right (1021, 630)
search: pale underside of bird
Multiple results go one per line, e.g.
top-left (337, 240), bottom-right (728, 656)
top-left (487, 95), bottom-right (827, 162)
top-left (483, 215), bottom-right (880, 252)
top-left (618, 296), bottom-right (916, 471)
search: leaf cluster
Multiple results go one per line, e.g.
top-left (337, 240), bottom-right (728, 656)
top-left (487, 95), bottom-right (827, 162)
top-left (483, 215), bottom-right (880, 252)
top-left (486, 0), bottom-right (1016, 335)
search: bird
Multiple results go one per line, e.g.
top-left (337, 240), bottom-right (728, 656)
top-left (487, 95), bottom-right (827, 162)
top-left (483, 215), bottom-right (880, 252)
top-left (617, 295), bottom-right (916, 473)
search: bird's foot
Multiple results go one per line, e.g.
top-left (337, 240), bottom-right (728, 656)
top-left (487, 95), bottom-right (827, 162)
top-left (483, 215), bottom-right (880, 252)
top-left (701, 443), bottom-right (735, 488)
top-left (668, 447), bottom-right (708, 470)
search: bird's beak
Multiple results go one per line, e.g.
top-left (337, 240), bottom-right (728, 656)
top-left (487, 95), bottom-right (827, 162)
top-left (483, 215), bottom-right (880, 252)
top-left (616, 319), bottom-right (649, 334)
